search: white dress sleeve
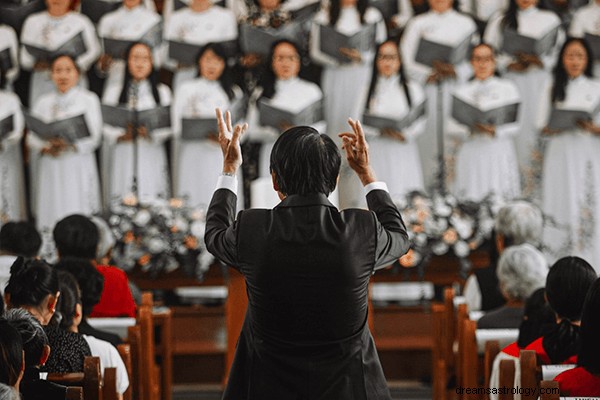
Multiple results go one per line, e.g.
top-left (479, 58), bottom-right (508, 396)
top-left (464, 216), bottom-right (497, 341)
top-left (102, 84), bottom-right (126, 144)
top-left (19, 15), bottom-right (38, 71)
top-left (76, 14), bottom-right (102, 71)
top-left (76, 91), bottom-right (103, 153)
top-left (1, 25), bottom-right (19, 84)
top-left (392, 0), bottom-right (413, 29)
top-left (309, 12), bottom-right (340, 67)
top-left (150, 84), bottom-right (173, 144)
top-left (0, 95), bottom-right (24, 151)
top-left (400, 18), bottom-right (432, 84)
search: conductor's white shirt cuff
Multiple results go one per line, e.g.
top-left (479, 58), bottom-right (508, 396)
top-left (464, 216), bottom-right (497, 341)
top-left (364, 181), bottom-right (388, 194)
top-left (216, 174), bottom-right (238, 195)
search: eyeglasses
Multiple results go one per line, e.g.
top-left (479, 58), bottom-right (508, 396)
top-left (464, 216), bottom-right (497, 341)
top-left (471, 56), bottom-right (494, 62)
top-left (273, 55), bottom-right (300, 62)
top-left (377, 54), bottom-right (400, 61)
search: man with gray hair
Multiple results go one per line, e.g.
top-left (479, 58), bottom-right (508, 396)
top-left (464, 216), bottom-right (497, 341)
top-left (464, 201), bottom-right (544, 312)
top-left (477, 244), bottom-right (548, 329)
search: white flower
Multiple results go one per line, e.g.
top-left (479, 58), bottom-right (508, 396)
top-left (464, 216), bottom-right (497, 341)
top-left (451, 215), bottom-right (474, 239)
top-left (454, 241), bottom-right (470, 257)
top-left (134, 209), bottom-right (152, 226)
top-left (147, 237), bottom-right (168, 253)
top-left (432, 241), bottom-right (449, 255)
top-left (415, 233), bottom-right (428, 246)
top-left (191, 221), bottom-right (206, 237)
top-left (173, 217), bottom-right (189, 232)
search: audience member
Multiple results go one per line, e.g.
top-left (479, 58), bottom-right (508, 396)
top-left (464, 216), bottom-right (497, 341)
top-left (4, 257), bottom-right (91, 373)
top-left (0, 222), bottom-right (41, 294)
top-left (477, 244), bottom-right (548, 329)
top-left (515, 287), bottom-right (554, 349)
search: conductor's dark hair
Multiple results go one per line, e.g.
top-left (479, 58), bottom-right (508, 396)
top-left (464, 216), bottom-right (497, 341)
top-left (259, 39), bottom-right (302, 100)
top-left (54, 257), bottom-right (104, 318)
top-left (196, 42), bottom-right (235, 100)
top-left (0, 319), bottom-right (23, 386)
top-left (51, 270), bottom-right (81, 331)
top-left (542, 256), bottom-right (597, 364)
top-left (5, 258), bottom-right (59, 309)
top-left (329, 0), bottom-right (368, 26)
top-left (118, 42), bottom-right (161, 106)
top-left (270, 126), bottom-right (341, 196)
top-left (366, 39), bottom-right (412, 111)
top-left (5, 308), bottom-right (49, 369)
top-left (0, 222), bottom-right (42, 258)
top-left (551, 37), bottom-right (594, 103)
top-left (578, 277), bottom-right (600, 373)
top-left (53, 214), bottom-right (99, 260)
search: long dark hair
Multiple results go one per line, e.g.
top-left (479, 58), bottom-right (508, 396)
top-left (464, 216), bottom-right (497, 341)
top-left (365, 40), bottom-right (412, 111)
top-left (259, 39), bottom-right (302, 100)
top-left (118, 42), bottom-right (161, 106)
top-left (0, 319), bottom-right (23, 387)
top-left (51, 270), bottom-right (81, 331)
top-left (501, 0), bottom-right (521, 30)
top-left (551, 37), bottom-right (594, 103)
top-left (196, 42), bottom-right (235, 101)
top-left (578, 277), bottom-right (600, 374)
top-left (421, 0), bottom-right (460, 12)
top-left (329, 0), bottom-right (368, 26)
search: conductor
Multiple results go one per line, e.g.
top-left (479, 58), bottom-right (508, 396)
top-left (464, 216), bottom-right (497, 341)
top-left (205, 109), bottom-right (411, 399)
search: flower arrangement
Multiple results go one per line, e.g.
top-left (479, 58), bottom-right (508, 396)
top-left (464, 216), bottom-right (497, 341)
top-left (106, 196), bottom-right (214, 280)
top-left (395, 191), bottom-right (502, 277)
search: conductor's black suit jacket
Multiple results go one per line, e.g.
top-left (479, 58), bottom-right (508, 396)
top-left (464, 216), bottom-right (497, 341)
top-left (205, 187), bottom-right (410, 400)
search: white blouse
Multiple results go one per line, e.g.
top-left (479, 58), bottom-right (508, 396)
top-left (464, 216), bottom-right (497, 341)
top-left (0, 24), bottom-right (19, 85)
top-left (0, 90), bottom-right (24, 150)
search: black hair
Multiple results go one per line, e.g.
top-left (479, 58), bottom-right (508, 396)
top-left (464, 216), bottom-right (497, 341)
top-left (328, 0), bottom-right (368, 26)
top-left (5, 308), bottom-right (49, 369)
top-left (421, 0), bottom-right (460, 12)
top-left (5, 258), bottom-right (59, 309)
top-left (0, 222), bottom-right (42, 258)
top-left (53, 214), bottom-right (99, 260)
top-left (578, 277), bottom-right (600, 374)
top-left (365, 40), bottom-right (412, 111)
top-left (51, 270), bottom-right (81, 331)
top-left (118, 42), bottom-right (161, 106)
top-left (517, 287), bottom-right (555, 348)
top-left (0, 319), bottom-right (23, 387)
top-left (259, 39), bottom-right (302, 100)
top-left (196, 42), bottom-right (235, 101)
top-left (501, 0), bottom-right (520, 30)
top-left (54, 257), bottom-right (104, 318)
top-left (49, 53), bottom-right (80, 72)
top-left (252, 0), bottom-right (286, 6)
top-left (551, 37), bottom-right (594, 103)
top-left (270, 126), bottom-right (341, 196)
top-left (542, 256), bottom-right (597, 364)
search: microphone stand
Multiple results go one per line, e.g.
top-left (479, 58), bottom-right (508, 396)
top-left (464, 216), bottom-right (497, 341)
top-left (128, 82), bottom-right (140, 201)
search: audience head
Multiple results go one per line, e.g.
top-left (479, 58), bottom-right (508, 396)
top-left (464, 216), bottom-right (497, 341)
top-left (552, 38), bottom-right (594, 103)
top-left (4, 258), bottom-right (59, 326)
top-left (0, 222), bottom-right (42, 258)
top-left (517, 287), bottom-right (555, 348)
top-left (471, 44), bottom-right (496, 81)
top-left (0, 319), bottom-right (23, 388)
top-left (496, 244), bottom-right (548, 302)
top-left (0, 383), bottom-right (19, 400)
top-left (90, 217), bottom-right (116, 264)
top-left (50, 54), bottom-right (80, 94)
top-left (53, 215), bottom-right (99, 260)
top-left (4, 309), bottom-right (50, 370)
top-left (494, 201), bottom-right (543, 251)
top-left (270, 126), bottom-right (341, 197)
top-left (577, 277), bottom-right (600, 373)
top-left (54, 257), bottom-right (103, 318)
top-left (51, 271), bottom-right (82, 332)
top-left (197, 43), bottom-right (235, 100)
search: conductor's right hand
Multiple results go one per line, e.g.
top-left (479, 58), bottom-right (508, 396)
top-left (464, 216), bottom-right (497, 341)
top-left (216, 108), bottom-right (248, 175)
top-left (339, 118), bottom-right (377, 186)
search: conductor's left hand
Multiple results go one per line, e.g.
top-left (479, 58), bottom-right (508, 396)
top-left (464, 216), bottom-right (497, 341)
top-left (216, 108), bottom-right (248, 175)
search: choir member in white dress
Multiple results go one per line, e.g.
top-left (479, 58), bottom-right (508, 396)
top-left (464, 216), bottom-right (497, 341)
top-left (172, 43), bottom-right (244, 210)
top-left (0, 90), bottom-right (26, 221)
top-left (452, 44), bottom-right (521, 201)
top-left (483, 0), bottom-right (564, 196)
top-left (391, 0), bottom-right (415, 31)
top-left (310, 0), bottom-right (386, 208)
top-left (103, 42), bottom-right (172, 205)
top-left (362, 40), bottom-right (426, 200)
top-left (163, 0), bottom-right (238, 91)
top-left (27, 55), bottom-right (102, 232)
top-left (569, 0), bottom-right (600, 77)
top-left (0, 24), bottom-right (19, 91)
top-left (400, 0), bottom-right (477, 189)
top-left (539, 38), bottom-right (600, 274)
top-left (97, 0), bottom-right (163, 91)
top-left (20, 0), bottom-right (101, 105)
top-left (247, 40), bottom-right (325, 178)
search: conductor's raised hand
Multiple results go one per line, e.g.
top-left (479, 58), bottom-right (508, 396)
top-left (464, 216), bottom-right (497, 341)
top-left (339, 118), bottom-right (376, 186)
top-left (216, 108), bottom-right (248, 175)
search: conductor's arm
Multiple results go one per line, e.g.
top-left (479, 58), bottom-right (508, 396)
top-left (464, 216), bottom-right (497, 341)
top-left (204, 109), bottom-right (249, 268)
top-left (339, 119), bottom-right (410, 270)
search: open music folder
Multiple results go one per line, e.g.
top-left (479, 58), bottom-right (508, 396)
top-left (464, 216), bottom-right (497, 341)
top-left (258, 98), bottom-right (324, 129)
top-left (0, 0), bottom-right (45, 31)
top-left (501, 26), bottom-right (559, 56)
top-left (102, 22), bottom-right (162, 59)
top-left (169, 39), bottom-right (238, 66)
top-left (81, 0), bottom-right (121, 24)
top-left (547, 108), bottom-right (597, 131)
top-left (24, 112), bottom-right (90, 143)
top-left (0, 48), bottom-right (13, 72)
top-left (362, 101), bottom-right (426, 131)
top-left (451, 96), bottom-right (519, 127)
top-left (101, 105), bottom-right (171, 132)
top-left (319, 24), bottom-right (376, 63)
top-left (181, 99), bottom-right (245, 140)
top-left (240, 22), bottom-right (302, 56)
top-left (0, 114), bottom-right (14, 141)
top-left (415, 34), bottom-right (472, 67)
top-left (24, 32), bottom-right (87, 62)
top-left (585, 32), bottom-right (600, 61)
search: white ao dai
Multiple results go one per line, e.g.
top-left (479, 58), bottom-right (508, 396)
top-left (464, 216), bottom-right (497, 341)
top-left (0, 24), bottom-right (19, 89)
top-left (0, 90), bottom-right (25, 221)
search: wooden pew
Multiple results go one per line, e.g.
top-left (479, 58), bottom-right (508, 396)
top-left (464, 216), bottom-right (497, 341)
top-left (117, 344), bottom-right (132, 400)
top-left (47, 356), bottom-right (102, 400)
top-left (519, 350), bottom-right (538, 400)
top-left (484, 341), bottom-right (500, 400)
top-left (539, 381), bottom-right (560, 400)
top-left (499, 359), bottom-right (516, 400)
top-left (65, 387), bottom-right (84, 400)
top-left (431, 287), bottom-right (458, 400)
top-left (127, 325), bottom-right (143, 400)
top-left (103, 367), bottom-right (118, 400)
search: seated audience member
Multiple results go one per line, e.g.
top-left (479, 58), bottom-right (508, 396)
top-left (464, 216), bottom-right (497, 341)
top-left (515, 288), bottom-right (555, 349)
top-left (52, 270), bottom-right (129, 397)
top-left (5, 308), bottom-right (69, 400)
top-left (554, 277), bottom-right (600, 397)
top-left (4, 258), bottom-right (91, 373)
top-left (478, 244), bottom-right (548, 329)
top-left (53, 215), bottom-right (136, 318)
top-left (0, 319), bottom-right (23, 390)
top-left (464, 201), bottom-right (543, 312)
top-left (54, 257), bottom-right (122, 347)
top-left (0, 383), bottom-right (19, 400)
top-left (0, 222), bottom-right (41, 294)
